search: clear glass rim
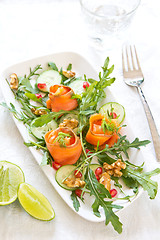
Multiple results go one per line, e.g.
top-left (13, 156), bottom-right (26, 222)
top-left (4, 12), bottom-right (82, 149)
top-left (79, 0), bottom-right (141, 19)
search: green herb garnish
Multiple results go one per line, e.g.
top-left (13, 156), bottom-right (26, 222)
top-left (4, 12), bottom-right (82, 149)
top-left (101, 117), bottom-right (117, 134)
top-left (54, 132), bottom-right (71, 147)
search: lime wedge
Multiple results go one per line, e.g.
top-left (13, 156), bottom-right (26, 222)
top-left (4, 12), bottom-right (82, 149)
top-left (0, 161), bottom-right (25, 205)
top-left (18, 183), bottom-right (55, 221)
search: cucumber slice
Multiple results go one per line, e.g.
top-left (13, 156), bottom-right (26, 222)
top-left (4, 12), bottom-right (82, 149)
top-left (99, 102), bottom-right (125, 124)
top-left (55, 164), bottom-right (101, 191)
top-left (84, 164), bottom-right (101, 175)
top-left (30, 117), bottom-right (57, 140)
top-left (68, 79), bottom-right (85, 95)
top-left (37, 70), bottom-right (62, 92)
top-left (55, 165), bottom-right (77, 191)
top-left (89, 164), bottom-right (102, 173)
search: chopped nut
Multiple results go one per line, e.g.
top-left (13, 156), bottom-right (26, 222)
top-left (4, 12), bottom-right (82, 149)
top-left (38, 109), bottom-right (48, 115)
top-left (59, 119), bottom-right (79, 130)
top-left (99, 172), bottom-right (111, 191)
top-left (10, 73), bottom-right (19, 90)
top-left (31, 108), bottom-right (47, 116)
top-left (62, 70), bottom-right (75, 78)
top-left (63, 176), bottom-right (85, 188)
top-left (103, 159), bottom-right (126, 177)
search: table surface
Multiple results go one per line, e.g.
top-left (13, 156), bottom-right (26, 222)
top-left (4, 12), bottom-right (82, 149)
top-left (0, 0), bottom-right (160, 239)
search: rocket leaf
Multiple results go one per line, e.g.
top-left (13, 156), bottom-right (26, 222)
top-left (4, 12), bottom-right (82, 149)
top-left (71, 191), bottom-right (80, 212)
top-left (85, 167), bottom-right (123, 234)
top-left (122, 167), bottom-right (160, 199)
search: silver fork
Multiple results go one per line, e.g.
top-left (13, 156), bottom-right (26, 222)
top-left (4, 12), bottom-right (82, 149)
top-left (122, 45), bottom-right (160, 162)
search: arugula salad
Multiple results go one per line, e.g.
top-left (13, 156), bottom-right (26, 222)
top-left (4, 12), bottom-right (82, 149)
top-left (1, 57), bottom-right (160, 234)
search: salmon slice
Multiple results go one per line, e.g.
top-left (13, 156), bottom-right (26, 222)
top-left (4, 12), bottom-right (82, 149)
top-left (106, 132), bottom-right (120, 148)
top-left (46, 85), bottom-right (78, 112)
top-left (45, 127), bottom-right (82, 165)
top-left (86, 113), bottom-right (120, 147)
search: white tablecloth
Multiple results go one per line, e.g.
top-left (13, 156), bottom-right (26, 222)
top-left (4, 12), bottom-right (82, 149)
top-left (0, 0), bottom-right (160, 239)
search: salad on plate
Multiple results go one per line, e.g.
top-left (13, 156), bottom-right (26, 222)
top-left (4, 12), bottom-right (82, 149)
top-left (1, 56), bottom-right (160, 234)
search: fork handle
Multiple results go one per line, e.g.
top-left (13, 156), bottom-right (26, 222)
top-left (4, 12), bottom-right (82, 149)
top-left (137, 86), bottom-right (160, 161)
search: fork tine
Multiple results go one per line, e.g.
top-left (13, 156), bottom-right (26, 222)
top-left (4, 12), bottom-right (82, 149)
top-left (133, 45), bottom-right (141, 70)
top-left (125, 46), bottom-right (131, 70)
top-left (122, 45), bottom-right (144, 86)
top-left (130, 46), bottom-right (136, 70)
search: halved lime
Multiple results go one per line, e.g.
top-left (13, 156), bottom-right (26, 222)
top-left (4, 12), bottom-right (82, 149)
top-left (18, 183), bottom-right (55, 221)
top-left (0, 161), bottom-right (25, 206)
top-left (99, 102), bottom-right (125, 124)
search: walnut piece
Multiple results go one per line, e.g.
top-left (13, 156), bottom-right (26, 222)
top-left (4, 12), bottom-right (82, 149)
top-left (63, 176), bottom-right (85, 188)
top-left (59, 119), bottom-right (79, 130)
top-left (31, 108), bottom-right (47, 116)
top-left (99, 172), bottom-right (111, 191)
top-left (103, 159), bottom-right (126, 177)
top-left (10, 73), bottom-right (19, 90)
top-left (62, 70), bottom-right (75, 78)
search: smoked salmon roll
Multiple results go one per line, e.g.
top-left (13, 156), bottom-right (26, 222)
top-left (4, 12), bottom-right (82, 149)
top-left (46, 85), bottom-right (78, 112)
top-left (105, 132), bottom-right (120, 148)
top-left (45, 127), bottom-right (82, 165)
top-left (86, 113), bottom-right (120, 147)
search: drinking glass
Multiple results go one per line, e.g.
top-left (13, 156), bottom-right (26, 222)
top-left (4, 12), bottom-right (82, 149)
top-left (80, 0), bottom-right (141, 50)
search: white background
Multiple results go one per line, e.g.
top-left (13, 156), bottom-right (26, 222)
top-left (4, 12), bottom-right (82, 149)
top-left (0, 0), bottom-right (160, 239)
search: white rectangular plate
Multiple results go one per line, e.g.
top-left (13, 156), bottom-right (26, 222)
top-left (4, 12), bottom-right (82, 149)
top-left (0, 52), bottom-right (145, 222)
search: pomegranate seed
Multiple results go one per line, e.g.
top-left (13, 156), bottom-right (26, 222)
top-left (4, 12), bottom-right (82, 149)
top-left (35, 93), bottom-right (42, 99)
top-left (37, 83), bottom-right (47, 90)
top-left (95, 174), bottom-right (100, 181)
top-left (110, 189), bottom-right (117, 198)
top-left (110, 112), bottom-right (117, 119)
top-left (95, 167), bottom-right (103, 176)
top-left (83, 81), bottom-right (89, 89)
top-left (85, 149), bottom-right (90, 154)
top-left (75, 189), bottom-right (84, 198)
top-left (85, 149), bottom-right (92, 156)
top-left (74, 170), bottom-right (82, 178)
top-left (52, 161), bottom-right (62, 170)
